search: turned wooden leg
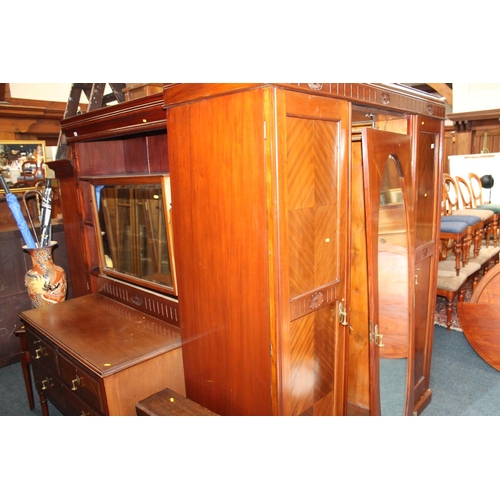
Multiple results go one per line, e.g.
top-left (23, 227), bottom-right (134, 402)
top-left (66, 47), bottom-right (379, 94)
top-left (472, 275), bottom-right (480, 292)
top-left (473, 229), bottom-right (481, 258)
top-left (39, 392), bottom-right (49, 416)
top-left (463, 234), bottom-right (472, 266)
top-left (454, 241), bottom-right (462, 276)
top-left (445, 298), bottom-right (453, 331)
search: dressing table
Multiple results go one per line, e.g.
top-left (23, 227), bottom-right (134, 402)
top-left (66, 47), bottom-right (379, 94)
top-left (19, 94), bottom-right (185, 415)
top-left (20, 280), bottom-right (185, 416)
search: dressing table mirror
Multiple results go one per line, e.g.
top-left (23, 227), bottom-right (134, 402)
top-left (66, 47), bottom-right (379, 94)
top-left (84, 174), bottom-right (177, 296)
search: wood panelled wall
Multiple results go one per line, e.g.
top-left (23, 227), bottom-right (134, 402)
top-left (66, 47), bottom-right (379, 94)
top-left (0, 83), bottom-right (66, 145)
top-left (444, 109), bottom-right (500, 172)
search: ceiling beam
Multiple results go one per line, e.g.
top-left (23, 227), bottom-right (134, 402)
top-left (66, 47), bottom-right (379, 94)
top-left (427, 83), bottom-right (453, 106)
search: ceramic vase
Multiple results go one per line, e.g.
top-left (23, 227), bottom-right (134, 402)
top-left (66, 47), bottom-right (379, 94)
top-left (24, 242), bottom-right (67, 308)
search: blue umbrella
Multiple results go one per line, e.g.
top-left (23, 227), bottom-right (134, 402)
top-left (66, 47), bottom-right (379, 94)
top-left (1, 176), bottom-right (37, 248)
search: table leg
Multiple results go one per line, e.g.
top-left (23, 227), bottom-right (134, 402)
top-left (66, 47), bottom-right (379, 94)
top-left (39, 392), bottom-right (49, 416)
top-left (15, 328), bottom-right (35, 411)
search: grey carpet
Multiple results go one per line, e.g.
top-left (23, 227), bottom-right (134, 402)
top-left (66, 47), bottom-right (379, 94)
top-left (0, 363), bottom-right (62, 416)
top-left (1, 324), bottom-right (499, 416)
top-left (422, 325), bottom-right (500, 416)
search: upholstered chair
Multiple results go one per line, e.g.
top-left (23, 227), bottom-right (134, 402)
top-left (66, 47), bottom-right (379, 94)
top-left (443, 174), bottom-right (497, 247)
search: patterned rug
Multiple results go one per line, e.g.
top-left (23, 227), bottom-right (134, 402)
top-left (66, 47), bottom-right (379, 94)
top-left (434, 281), bottom-right (473, 332)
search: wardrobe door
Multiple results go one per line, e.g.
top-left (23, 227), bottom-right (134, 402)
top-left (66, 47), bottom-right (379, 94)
top-left (361, 128), bottom-right (413, 416)
top-left (275, 90), bottom-right (350, 416)
top-left (409, 115), bottom-right (443, 415)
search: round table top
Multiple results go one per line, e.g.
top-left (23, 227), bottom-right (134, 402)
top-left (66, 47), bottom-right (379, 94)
top-left (458, 263), bottom-right (500, 372)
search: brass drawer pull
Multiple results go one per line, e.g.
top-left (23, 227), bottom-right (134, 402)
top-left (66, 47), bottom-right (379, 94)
top-left (71, 375), bottom-right (82, 391)
top-left (34, 347), bottom-right (45, 359)
top-left (41, 377), bottom-right (53, 390)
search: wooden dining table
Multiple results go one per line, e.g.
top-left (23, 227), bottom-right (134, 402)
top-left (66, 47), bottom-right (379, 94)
top-left (458, 263), bottom-right (500, 371)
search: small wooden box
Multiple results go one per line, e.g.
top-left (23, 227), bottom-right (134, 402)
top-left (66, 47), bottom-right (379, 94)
top-left (136, 388), bottom-right (218, 416)
top-left (123, 83), bottom-right (163, 101)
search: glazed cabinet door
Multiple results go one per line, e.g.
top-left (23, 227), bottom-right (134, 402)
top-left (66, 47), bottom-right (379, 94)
top-left (361, 119), bottom-right (442, 416)
top-left (274, 90), bottom-right (350, 416)
top-left (361, 128), bottom-right (413, 416)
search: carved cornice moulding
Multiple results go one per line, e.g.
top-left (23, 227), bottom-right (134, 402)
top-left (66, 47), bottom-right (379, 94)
top-left (163, 83), bottom-right (446, 119)
top-left (282, 83), bottom-right (446, 118)
top-left (61, 93), bottom-right (166, 143)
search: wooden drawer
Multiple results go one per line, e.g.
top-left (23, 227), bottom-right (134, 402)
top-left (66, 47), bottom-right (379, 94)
top-left (57, 352), bottom-right (103, 413)
top-left (32, 360), bottom-right (58, 394)
top-left (57, 381), bottom-right (102, 416)
top-left (32, 363), bottom-right (100, 416)
top-left (26, 329), bottom-right (58, 375)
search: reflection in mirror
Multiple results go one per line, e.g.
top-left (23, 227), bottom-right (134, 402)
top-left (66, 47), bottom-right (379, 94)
top-left (88, 175), bottom-right (177, 296)
top-left (378, 155), bottom-right (409, 415)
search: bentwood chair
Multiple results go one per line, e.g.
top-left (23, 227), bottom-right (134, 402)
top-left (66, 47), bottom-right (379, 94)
top-left (468, 172), bottom-right (500, 228)
top-left (469, 173), bottom-right (490, 207)
top-left (441, 180), bottom-right (484, 260)
top-left (444, 173), bottom-right (497, 248)
top-left (14, 160), bottom-right (44, 188)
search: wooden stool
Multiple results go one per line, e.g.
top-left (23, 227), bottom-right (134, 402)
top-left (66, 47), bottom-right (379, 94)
top-left (136, 388), bottom-right (219, 416)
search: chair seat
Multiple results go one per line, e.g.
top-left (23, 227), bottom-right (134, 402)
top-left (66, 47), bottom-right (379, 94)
top-left (477, 204), bottom-right (500, 214)
top-left (437, 259), bottom-right (480, 292)
top-left (440, 220), bottom-right (469, 233)
top-left (436, 272), bottom-right (467, 293)
top-left (441, 214), bottom-right (482, 225)
top-left (438, 259), bottom-right (480, 277)
top-left (453, 209), bottom-right (494, 220)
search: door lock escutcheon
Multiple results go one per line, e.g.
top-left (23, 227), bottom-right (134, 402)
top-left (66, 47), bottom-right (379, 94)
top-left (338, 300), bottom-right (353, 330)
top-left (369, 322), bottom-right (384, 347)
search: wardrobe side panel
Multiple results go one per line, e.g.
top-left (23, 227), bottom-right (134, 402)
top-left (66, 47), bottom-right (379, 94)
top-left (167, 89), bottom-right (273, 416)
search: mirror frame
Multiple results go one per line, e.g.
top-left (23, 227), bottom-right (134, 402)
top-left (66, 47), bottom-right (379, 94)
top-left (85, 174), bottom-right (177, 297)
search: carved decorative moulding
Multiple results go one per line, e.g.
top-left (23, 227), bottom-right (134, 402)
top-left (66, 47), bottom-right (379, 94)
top-left (290, 282), bottom-right (338, 321)
top-left (307, 83), bottom-right (324, 91)
top-left (284, 83), bottom-right (446, 119)
top-left (97, 276), bottom-right (180, 327)
top-left (380, 92), bottom-right (391, 105)
top-left (309, 291), bottom-right (325, 309)
top-left (416, 241), bottom-right (434, 263)
top-left (163, 84), bottom-right (446, 119)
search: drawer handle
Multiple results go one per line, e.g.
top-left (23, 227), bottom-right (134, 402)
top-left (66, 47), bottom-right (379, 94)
top-left (34, 347), bottom-right (45, 359)
top-left (71, 375), bottom-right (82, 391)
top-left (41, 377), bottom-right (53, 390)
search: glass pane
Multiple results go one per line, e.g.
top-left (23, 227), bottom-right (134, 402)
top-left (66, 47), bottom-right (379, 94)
top-left (95, 180), bottom-right (174, 292)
